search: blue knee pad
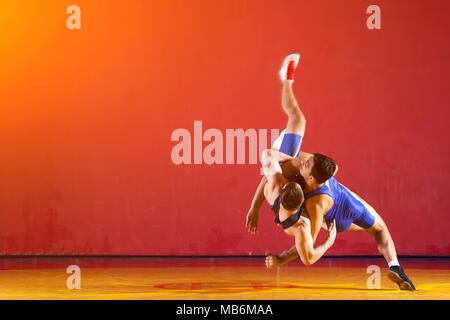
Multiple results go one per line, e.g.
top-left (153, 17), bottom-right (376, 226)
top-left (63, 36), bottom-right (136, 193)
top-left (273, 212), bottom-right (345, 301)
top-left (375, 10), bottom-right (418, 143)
top-left (279, 132), bottom-right (303, 157)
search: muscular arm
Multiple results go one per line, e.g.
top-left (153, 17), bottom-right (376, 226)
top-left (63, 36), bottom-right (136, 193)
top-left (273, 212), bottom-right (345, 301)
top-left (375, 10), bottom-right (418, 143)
top-left (246, 176), bottom-right (267, 234)
top-left (298, 151), bottom-right (313, 158)
top-left (261, 149), bottom-right (292, 205)
top-left (267, 196), bottom-right (332, 266)
top-left (305, 195), bottom-right (332, 243)
top-left (266, 218), bottom-right (336, 268)
top-left (273, 245), bottom-right (300, 265)
top-left (249, 176), bottom-right (267, 213)
top-left (293, 218), bottom-right (336, 266)
top-left (264, 149), bottom-right (295, 164)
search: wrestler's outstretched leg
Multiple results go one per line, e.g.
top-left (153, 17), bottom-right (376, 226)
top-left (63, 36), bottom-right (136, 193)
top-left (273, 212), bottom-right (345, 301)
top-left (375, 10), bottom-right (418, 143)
top-left (272, 53), bottom-right (305, 155)
top-left (367, 212), bottom-right (416, 291)
top-left (281, 70), bottom-right (305, 136)
top-left (351, 195), bottom-right (416, 291)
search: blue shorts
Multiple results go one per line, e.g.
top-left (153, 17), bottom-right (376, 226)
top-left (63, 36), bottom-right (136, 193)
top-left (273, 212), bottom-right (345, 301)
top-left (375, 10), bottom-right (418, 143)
top-left (353, 209), bottom-right (376, 230)
top-left (322, 181), bottom-right (377, 233)
top-left (326, 204), bottom-right (376, 233)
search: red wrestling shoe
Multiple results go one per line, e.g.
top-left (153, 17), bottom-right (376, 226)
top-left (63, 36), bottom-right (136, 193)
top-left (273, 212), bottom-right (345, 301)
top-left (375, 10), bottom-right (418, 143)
top-left (279, 53), bottom-right (300, 82)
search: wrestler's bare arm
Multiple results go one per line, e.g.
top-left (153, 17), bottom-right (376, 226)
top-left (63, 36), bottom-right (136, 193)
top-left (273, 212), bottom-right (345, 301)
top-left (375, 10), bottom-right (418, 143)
top-left (261, 149), bottom-right (292, 205)
top-left (293, 218), bottom-right (336, 266)
top-left (277, 218), bottom-right (336, 266)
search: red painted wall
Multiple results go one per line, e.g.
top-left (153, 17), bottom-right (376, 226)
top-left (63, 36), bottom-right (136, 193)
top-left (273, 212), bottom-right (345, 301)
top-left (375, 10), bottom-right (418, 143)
top-left (0, 0), bottom-right (449, 255)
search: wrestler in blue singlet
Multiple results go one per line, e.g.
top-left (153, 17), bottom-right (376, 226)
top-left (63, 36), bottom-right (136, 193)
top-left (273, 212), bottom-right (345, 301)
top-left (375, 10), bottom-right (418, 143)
top-left (303, 176), bottom-right (376, 233)
top-left (269, 129), bottom-right (376, 232)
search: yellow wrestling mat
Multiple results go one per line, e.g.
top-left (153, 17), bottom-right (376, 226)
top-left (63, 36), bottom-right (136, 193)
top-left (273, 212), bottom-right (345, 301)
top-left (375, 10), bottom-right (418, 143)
top-left (0, 257), bottom-right (448, 300)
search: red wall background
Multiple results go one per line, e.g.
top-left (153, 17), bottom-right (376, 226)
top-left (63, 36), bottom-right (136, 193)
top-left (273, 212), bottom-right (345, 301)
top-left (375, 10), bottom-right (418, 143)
top-left (0, 0), bottom-right (449, 256)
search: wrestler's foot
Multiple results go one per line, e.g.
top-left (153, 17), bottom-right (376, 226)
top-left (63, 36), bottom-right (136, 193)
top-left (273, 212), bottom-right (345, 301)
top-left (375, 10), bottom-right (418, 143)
top-left (279, 53), bottom-right (300, 82)
top-left (387, 266), bottom-right (416, 291)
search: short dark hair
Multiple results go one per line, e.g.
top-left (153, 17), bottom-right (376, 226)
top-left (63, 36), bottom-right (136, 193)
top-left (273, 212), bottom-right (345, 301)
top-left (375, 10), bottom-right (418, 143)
top-left (311, 153), bottom-right (337, 184)
top-left (280, 182), bottom-right (304, 212)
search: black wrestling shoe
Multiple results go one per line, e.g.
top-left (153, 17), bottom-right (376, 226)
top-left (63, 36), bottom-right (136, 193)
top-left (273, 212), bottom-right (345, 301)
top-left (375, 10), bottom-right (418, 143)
top-left (387, 266), bottom-right (416, 291)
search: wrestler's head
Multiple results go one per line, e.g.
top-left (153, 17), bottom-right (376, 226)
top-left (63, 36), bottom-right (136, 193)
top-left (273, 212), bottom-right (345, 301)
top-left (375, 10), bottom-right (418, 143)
top-left (279, 181), bottom-right (304, 212)
top-left (299, 153), bottom-right (337, 186)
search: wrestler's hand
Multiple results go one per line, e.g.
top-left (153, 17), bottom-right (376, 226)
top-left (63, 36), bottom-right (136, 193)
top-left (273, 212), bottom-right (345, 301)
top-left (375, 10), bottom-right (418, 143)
top-left (265, 252), bottom-right (281, 269)
top-left (326, 219), bottom-right (337, 245)
top-left (246, 207), bottom-right (259, 234)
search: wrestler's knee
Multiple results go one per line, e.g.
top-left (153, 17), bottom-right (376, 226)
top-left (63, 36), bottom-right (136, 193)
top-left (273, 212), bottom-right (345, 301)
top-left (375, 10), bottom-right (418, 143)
top-left (288, 109), bottom-right (304, 125)
top-left (286, 112), bottom-right (305, 134)
top-left (367, 217), bottom-right (387, 236)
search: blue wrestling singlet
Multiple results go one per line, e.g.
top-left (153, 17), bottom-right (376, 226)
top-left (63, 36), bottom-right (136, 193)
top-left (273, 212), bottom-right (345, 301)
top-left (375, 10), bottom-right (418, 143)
top-left (303, 176), bottom-right (376, 233)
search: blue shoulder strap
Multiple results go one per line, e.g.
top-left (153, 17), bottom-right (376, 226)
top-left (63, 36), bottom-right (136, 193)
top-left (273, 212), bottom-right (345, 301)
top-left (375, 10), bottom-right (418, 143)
top-left (304, 180), bottom-right (333, 200)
